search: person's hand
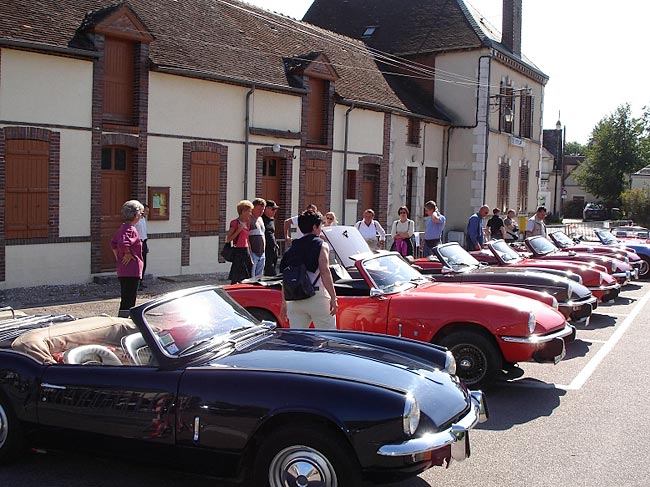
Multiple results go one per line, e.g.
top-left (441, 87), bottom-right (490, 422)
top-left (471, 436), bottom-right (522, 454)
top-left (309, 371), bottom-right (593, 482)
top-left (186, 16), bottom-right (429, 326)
top-left (121, 253), bottom-right (134, 265)
top-left (329, 297), bottom-right (338, 316)
top-left (279, 300), bottom-right (288, 323)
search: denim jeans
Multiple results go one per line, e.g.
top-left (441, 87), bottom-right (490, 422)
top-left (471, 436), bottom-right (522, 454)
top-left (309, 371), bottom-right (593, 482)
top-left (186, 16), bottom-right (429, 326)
top-left (251, 252), bottom-right (266, 277)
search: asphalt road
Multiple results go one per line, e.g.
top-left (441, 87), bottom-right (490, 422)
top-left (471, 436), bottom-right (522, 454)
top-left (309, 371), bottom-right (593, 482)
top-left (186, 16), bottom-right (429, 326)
top-left (1, 281), bottom-right (649, 486)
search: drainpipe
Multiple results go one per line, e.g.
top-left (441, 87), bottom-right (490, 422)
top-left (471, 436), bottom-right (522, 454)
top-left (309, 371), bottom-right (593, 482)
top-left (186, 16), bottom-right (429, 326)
top-left (244, 86), bottom-right (255, 199)
top-left (342, 103), bottom-right (355, 224)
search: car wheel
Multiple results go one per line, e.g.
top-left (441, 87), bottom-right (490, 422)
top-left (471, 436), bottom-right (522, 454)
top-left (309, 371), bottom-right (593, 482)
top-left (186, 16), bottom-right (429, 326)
top-left (639, 256), bottom-right (650, 279)
top-left (440, 331), bottom-right (502, 387)
top-left (0, 394), bottom-right (24, 464)
top-left (252, 425), bottom-right (361, 487)
top-left (247, 307), bottom-right (278, 324)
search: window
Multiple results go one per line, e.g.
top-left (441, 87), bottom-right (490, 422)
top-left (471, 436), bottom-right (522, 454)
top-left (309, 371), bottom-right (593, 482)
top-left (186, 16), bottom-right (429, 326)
top-left (497, 158), bottom-right (511, 211)
top-left (424, 167), bottom-right (438, 214)
top-left (190, 151), bottom-right (221, 233)
top-left (346, 170), bottom-right (357, 199)
top-left (407, 118), bottom-right (421, 145)
top-left (104, 36), bottom-right (135, 124)
top-left (517, 162), bottom-right (530, 213)
top-left (520, 90), bottom-right (534, 139)
top-left (306, 77), bottom-right (329, 145)
top-left (499, 83), bottom-right (514, 134)
top-left (5, 139), bottom-right (49, 238)
top-left (362, 26), bottom-right (378, 39)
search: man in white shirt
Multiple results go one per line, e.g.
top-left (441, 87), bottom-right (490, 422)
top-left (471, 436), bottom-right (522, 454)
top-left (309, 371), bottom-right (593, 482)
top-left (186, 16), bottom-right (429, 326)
top-left (525, 206), bottom-right (548, 238)
top-left (355, 208), bottom-right (386, 250)
top-left (133, 204), bottom-right (149, 289)
top-left (249, 198), bottom-right (266, 277)
top-left (284, 204), bottom-right (317, 247)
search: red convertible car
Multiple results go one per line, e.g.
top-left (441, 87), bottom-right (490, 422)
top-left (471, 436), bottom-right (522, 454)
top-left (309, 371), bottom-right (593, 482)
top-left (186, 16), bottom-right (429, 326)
top-left (475, 239), bottom-right (620, 303)
top-left (549, 230), bottom-right (649, 278)
top-left (513, 236), bottom-right (638, 284)
top-left (225, 226), bottom-right (576, 387)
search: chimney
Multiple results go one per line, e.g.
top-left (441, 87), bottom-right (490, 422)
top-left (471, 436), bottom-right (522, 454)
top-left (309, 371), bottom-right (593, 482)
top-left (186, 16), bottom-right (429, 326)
top-left (502, 0), bottom-right (522, 56)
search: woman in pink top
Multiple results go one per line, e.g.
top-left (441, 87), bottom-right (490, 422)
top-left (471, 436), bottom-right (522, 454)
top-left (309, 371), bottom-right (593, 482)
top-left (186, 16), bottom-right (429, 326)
top-left (226, 200), bottom-right (253, 284)
top-left (111, 200), bottom-right (145, 317)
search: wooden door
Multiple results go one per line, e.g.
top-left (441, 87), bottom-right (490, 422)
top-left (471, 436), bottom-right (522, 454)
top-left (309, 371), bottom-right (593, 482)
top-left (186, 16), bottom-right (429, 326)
top-left (361, 164), bottom-right (379, 212)
top-left (424, 167), bottom-right (438, 204)
top-left (262, 156), bottom-right (282, 221)
top-left (305, 159), bottom-right (328, 213)
top-left (189, 151), bottom-right (220, 233)
top-left (100, 147), bottom-right (132, 271)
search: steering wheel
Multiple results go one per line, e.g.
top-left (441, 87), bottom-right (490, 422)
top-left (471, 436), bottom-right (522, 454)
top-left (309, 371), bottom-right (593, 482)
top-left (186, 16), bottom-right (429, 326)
top-left (63, 344), bottom-right (123, 365)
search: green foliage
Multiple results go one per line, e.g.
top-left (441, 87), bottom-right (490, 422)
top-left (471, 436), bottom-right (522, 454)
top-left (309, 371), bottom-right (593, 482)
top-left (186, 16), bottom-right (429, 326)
top-left (545, 213), bottom-right (563, 224)
top-left (621, 187), bottom-right (650, 227)
top-left (564, 141), bottom-right (586, 156)
top-left (573, 104), bottom-right (645, 204)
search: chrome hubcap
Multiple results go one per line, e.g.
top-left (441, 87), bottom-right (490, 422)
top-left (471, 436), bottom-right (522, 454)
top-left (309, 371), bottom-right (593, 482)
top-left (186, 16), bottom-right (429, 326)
top-left (269, 445), bottom-right (337, 487)
top-left (453, 345), bottom-right (487, 385)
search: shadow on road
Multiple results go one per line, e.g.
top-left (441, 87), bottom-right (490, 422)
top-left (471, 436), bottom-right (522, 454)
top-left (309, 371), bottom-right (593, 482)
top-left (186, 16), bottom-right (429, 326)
top-left (563, 338), bottom-right (591, 360)
top-left (475, 383), bottom-right (565, 431)
top-left (582, 313), bottom-right (617, 330)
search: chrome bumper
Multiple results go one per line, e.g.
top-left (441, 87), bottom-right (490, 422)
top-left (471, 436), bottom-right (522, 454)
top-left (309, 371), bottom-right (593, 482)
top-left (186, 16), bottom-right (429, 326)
top-left (500, 322), bottom-right (575, 344)
top-left (377, 391), bottom-right (488, 461)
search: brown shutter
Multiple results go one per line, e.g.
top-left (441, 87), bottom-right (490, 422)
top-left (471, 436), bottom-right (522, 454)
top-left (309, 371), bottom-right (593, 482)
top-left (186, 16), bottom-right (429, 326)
top-left (104, 37), bottom-right (135, 124)
top-left (307, 78), bottom-right (325, 145)
top-left (190, 151), bottom-right (220, 232)
top-left (5, 139), bottom-right (49, 238)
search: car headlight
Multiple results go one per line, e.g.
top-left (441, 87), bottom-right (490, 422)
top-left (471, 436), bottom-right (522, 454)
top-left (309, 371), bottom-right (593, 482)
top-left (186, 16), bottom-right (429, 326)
top-left (403, 394), bottom-right (420, 436)
top-left (444, 350), bottom-right (457, 375)
top-left (611, 261), bottom-right (616, 272)
top-left (550, 296), bottom-right (559, 309)
top-left (528, 312), bottom-right (536, 334)
top-left (624, 256), bottom-right (629, 263)
top-left (567, 282), bottom-right (574, 298)
top-left (599, 273), bottom-right (604, 286)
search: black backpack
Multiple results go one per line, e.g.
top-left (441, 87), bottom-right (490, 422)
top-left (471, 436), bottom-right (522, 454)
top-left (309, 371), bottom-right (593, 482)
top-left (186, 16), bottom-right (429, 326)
top-left (281, 235), bottom-right (322, 301)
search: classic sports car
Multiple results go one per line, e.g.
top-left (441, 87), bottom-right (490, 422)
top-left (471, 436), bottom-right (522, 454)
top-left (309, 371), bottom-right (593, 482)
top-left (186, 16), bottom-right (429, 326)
top-left (412, 242), bottom-right (596, 323)
top-left (513, 236), bottom-right (638, 284)
top-left (475, 240), bottom-right (621, 303)
top-left (226, 226), bottom-right (576, 387)
top-left (549, 230), bottom-right (649, 278)
top-left (0, 287), bottom-right (488, 485)
top-left (610, 226), bottom-right (649, 240)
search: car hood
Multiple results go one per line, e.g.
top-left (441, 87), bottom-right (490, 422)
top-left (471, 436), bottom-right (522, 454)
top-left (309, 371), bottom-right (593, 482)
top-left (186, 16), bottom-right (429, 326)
top-left (206, 328), bottom-right (469, 424)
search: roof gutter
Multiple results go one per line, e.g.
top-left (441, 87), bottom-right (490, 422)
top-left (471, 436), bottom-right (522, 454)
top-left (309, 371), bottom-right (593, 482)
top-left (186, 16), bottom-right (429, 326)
top-left (336, 98), bottom-right (449, 126)
top-left (0, 39), bottom-right (99, 59)
top-left (153, 66), bottom-right (308, 95)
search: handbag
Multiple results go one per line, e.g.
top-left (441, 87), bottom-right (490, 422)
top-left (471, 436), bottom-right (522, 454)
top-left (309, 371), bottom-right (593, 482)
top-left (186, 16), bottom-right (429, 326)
top-left (221, 241), bottom-right (235, 262)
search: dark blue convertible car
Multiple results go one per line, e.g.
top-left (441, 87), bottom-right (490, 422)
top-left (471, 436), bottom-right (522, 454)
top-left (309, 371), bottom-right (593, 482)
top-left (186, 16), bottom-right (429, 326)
top-left (0, 286), bottom-right (487, 486)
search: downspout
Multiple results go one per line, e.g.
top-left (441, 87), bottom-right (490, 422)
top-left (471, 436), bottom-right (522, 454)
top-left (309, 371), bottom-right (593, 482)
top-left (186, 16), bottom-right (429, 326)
top-left (342, 103), bottom-right (355, 224)
top-left (482, 56), bottom-right (492, 204)
top-left (244, 86), bottom-right (255, 199)
top-left (442, 55), bottom-right (492, 212)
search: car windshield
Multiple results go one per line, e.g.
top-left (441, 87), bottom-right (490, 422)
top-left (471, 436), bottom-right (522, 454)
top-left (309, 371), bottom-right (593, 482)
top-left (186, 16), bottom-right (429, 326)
top-left (528, 237), bottom-right (558, 255)
top-left (550, 231), bottom-right (574, 248)
top-left (361, 254), bottom-right (425, 292)
top-left (437, 244), bottom-right (480, 268)
top-left (596, 230), bottom-right (618, 245)
top-left (491, 240), bottom-right (522, 263)
top-left (142, 288), bottom-right (259, 357)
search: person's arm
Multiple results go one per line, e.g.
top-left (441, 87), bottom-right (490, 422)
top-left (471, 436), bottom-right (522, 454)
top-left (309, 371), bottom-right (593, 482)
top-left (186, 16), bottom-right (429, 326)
top-left (431, 211), bottom-right (442, 223)
top-left (283, 218), bottom-right (292, 243)
top-left (525, 220), bottom-right (534, 238)
top-left (390, 220), bottom-right (398, 238)
top-left (375, 221), bottom-right (387, 248)
top-left (407, 219), bottom-right (415, 237)
top-left (226, 220), bottom-right (245, 243)
top-left (318, 243), bottom-right (338, 316)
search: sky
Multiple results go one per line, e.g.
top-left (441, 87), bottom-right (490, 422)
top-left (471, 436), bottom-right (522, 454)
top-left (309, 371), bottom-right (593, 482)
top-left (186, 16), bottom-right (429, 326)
top-left (242, 0), bottom-right (650, 145)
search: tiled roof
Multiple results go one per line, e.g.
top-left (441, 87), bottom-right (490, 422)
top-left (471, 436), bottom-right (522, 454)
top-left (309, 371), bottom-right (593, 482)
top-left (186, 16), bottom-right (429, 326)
top-left (0, 0), bottom-right (417, 114)
top-left (304, 0), bottom-right (547, 79)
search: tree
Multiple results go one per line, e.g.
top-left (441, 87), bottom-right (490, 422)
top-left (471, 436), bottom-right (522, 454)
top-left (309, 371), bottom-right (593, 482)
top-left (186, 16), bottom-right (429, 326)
top-left (573, 104), bottom-right (645, 204)
top-left (564, 141), bottom-right (586, 156)
top-left (621, 187), bottom-right (650, 227)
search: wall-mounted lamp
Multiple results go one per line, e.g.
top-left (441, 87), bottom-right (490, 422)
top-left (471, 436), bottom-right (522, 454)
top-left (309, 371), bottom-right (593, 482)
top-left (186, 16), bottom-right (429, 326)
top-left (272, 143), bottom-right (281, 153)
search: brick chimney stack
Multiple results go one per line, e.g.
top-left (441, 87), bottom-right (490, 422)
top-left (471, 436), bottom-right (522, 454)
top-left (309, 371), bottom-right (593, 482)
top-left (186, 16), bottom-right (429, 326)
top-left (502, 0), bottom-right (522, 56)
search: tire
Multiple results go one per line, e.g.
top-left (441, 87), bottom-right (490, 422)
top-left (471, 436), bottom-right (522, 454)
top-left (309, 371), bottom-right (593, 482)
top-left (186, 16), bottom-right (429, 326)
top-left (639, 256), bottom-right (650, 279)
top-left (0, 394), bottom-right (24, 465)
top-left (250, 425), bottom-right (361, 487)
top-left (440, 331), bottom-right (503, 387)
top-left (247, 307), bottom-right (277, 324)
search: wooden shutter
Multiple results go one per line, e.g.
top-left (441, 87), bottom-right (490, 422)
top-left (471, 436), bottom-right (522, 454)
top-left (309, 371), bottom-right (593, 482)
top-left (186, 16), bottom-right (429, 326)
top-left (104, 36), bottom-right (135, 123)
top-left (305, 159), bottom-right (328, 211)
top-left (517, 164), bottom-right (530, 213)
top-left (5, 139), bottom-right (49, 238)
top-left (307, 78), bottom-right (326, 145)
top-left (190, 151), bottom-right (220, 232)
top-left (497, 161), bottom-right (511, 211)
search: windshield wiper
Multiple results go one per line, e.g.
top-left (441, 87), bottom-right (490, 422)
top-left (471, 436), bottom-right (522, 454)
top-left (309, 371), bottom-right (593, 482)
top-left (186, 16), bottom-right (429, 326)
top-left (178, 336), bottom-right (219, 356)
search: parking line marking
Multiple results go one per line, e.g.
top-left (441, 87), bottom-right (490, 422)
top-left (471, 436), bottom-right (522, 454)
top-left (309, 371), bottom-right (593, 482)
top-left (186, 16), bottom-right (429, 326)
top-left (557, 286), bottom-right (650, 391)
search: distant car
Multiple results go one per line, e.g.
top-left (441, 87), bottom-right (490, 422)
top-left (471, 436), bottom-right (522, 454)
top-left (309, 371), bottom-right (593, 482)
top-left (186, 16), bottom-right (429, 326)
top-left (412, 242), bottom-right (596, 323)
top-left (516, 236), bottom-right (638, 284)
top-left (474, 239), bottom-right (621, 303)
top-left (583, 203), bottom-right (608, 221)
top-left (548, 230), bottom-right (648, 278)
top-left (594, 229), bottom-right (650, 279)
top-left (0, 286), bottom-right (488, 484)
top-left (610, 226), bottom-right (650, 241)
top-left (226, 226), bottom-right (576, 387)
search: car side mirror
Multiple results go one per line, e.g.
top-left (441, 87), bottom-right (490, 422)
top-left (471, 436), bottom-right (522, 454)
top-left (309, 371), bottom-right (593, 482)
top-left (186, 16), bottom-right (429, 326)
top-left (441, 266), bottom-right (455, 274)
top-left (370, 288), bottom-right (384, 298)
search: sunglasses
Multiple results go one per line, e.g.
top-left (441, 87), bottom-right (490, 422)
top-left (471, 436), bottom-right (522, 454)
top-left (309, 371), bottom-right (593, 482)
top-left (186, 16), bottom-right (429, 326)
top-left (399, 211), bottom-right (407, 215)
top-left (326, 217), bottom-right (334, 221)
